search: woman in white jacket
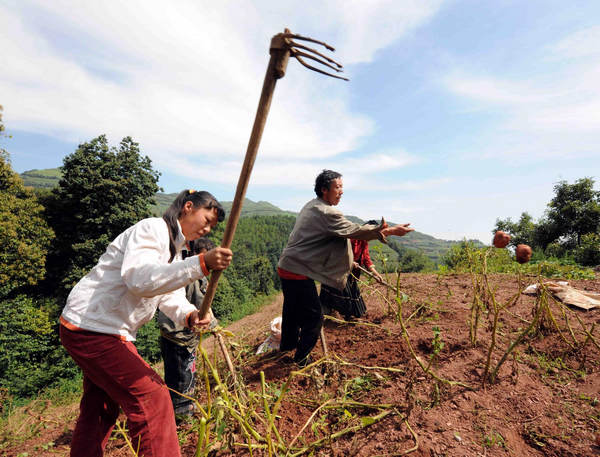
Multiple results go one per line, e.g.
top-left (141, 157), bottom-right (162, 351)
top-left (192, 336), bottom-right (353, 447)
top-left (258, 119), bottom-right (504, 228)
top-left (60, 189), bottom-right (232, 457)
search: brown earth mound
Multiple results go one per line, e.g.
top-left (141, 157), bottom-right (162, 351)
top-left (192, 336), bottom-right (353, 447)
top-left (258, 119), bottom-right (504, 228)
top-left (5, 273), bottom-right (599, 457)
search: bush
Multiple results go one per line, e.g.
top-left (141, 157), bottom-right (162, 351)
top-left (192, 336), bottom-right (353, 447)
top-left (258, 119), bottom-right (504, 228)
top-left (135, 316), bottom-right (162, 364)
top-left (0, 151), bottom-right (54, 292)
top-left (439, 242), bottom-right (595, 279)
top-left (211, 275), bottom-right (238, 323)
top-left (441, 240), bottom-right (477, 272)
top-left (397, 248), bottom-right (435, 272)
top-left (574, 233), bottom-right (600, 267)
top-left (0, 296), bottom-right (78, 398)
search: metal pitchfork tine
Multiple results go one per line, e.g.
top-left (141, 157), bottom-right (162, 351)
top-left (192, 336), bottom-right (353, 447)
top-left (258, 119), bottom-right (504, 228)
top-left (198, 28), bottom-right (347, 382)
top-left (277, 31), bottom-right (349, 80)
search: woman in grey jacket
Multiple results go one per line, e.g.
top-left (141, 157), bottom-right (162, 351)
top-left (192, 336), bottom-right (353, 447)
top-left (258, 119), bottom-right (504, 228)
top-left (277, 170), bottom-right (413, 366)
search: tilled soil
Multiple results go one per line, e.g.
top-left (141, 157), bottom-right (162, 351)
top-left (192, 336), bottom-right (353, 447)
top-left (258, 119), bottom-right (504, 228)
top-left (6, 273), bottom-right (600, 457)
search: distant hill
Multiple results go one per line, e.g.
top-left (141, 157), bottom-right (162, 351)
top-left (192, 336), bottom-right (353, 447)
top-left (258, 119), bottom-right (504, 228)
top-left (391, 231), bottom-right (478, 264)
top-left (20, 167), bottom-right (483, 262)
top-left (151, 193), bottom-right (296, 218)
top-left (20, 168), bottom-right (62, 188)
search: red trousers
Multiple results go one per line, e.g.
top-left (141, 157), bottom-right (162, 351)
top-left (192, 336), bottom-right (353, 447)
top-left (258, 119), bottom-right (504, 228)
top-left (60, 325), bottom-right (181, 457)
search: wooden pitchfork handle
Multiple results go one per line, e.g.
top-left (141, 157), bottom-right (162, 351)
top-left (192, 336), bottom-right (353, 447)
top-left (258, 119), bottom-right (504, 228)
top-left (198, 32), bottom-right (290, 318)
top-left (356, 264), bottom-right (400, 295)
top-left (198, 29), bottom-right (347, 319)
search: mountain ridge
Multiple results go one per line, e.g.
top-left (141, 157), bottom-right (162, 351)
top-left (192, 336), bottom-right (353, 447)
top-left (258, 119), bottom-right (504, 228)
top-left (20, 167), bottom-right (482, 262)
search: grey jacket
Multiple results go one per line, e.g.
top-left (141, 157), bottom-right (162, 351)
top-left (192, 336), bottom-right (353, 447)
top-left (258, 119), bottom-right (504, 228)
top-left (278, 198), bottom-right (385, 290)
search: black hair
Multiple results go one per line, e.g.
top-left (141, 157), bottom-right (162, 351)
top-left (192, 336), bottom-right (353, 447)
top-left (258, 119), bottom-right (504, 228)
top-left (190, 237), bottom-right (216, 254)
top-left (162, 190), bottom-right (225, 262)
top-left (365, 219), bottom-right (379, 226)
top-left (314, 169), bottom-right (342, 198)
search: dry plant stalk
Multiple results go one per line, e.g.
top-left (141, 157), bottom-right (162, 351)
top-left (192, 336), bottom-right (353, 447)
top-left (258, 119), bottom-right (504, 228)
top-left (393, 275), bottom-right (474, 390)
top-left (114, 420), bottom-right (141, 456)
top-left (481, 266), bottom-right (524, 386)
top-left (162, 341), bottom-right (412, 456)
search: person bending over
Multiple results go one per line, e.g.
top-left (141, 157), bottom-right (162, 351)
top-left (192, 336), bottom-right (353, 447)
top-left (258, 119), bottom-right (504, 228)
top-left (60, 190), bottom-right (232, 457)
top-left (277, 170), bottom-right (413, 366)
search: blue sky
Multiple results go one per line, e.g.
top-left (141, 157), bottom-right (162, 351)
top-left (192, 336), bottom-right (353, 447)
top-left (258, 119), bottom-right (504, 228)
top-left (2, 0), bottom-right (599, 243)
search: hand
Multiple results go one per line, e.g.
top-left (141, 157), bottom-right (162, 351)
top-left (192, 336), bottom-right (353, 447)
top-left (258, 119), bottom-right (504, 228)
top-left (370, 268), bottom-right (383, 282)
top-left (383, 223), bottom-right (413, 237)
top-left (187, 310), bottom-right (211, 330)
top-left (353, 261), bottom-right (360, 270)
top-left (204, 247), bottom-right (233, 271)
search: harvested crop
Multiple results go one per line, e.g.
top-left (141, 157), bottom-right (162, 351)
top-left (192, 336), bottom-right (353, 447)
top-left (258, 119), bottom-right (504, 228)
top-left (515, 244), bottom-right (532, 264)
top-left (493, 231), bottom-right (511, 248)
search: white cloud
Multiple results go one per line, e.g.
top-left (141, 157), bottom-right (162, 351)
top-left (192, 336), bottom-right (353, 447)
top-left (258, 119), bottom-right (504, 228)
top-left (549, 25), bottom-right (600, 59)
top-left (1, 0), bottom-right (443, 187)
top-left (441, 29), bottom-right (600, 161)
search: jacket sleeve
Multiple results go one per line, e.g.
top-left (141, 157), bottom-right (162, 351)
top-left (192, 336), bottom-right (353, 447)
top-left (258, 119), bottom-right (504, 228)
top-left (323, 209), bottom-right (386, 242)
top-left (120, 220), bottom-right (205, 297)
top-left (157, 287), bottom-right (197, 328)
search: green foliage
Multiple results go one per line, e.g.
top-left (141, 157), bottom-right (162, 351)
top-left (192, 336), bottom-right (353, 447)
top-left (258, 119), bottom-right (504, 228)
top-left (43, 135), bottom-right (161, 295)
top-left (494, 212), bottom-right (536, 247)
top-left (211, 275), bottom-right (242, 323)
top-left (22, 171), bottom-right (485, 264)
top-left (0, 126), bottom-right (54, 293)
top-left (395, 246), bottom-right (435, 272)
top-left (441, 241), bottom-right (595, 279)
top-left (208, 215), bottom-right (296, 322)
top-left (494, 178), bottom-right (600, 264)
top-left (573, 233), bottom-right (600, 267)
top-left (0, 295), bottom-right (78, 398)
top-left (533, 260), bottom-right (596, 280)
top-left (388, 230), bottom-right (482, 264)
top-left (368, 241), bottom-right (400, 272)
top-left (441, 240), bottom-right (475, 271)
top-left (369, 239), bottom-right (434, 273)
top-left (431, 326), bottom-right (444, 356)
top-left (135, 317), bottom-right (162, 364)
top-left (547, 178), bottom-right (600, 246)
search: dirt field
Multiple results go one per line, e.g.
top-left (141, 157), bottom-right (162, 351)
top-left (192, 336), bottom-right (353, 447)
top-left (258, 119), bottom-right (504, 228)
top-left (5, 273), bottom-right (600, 456)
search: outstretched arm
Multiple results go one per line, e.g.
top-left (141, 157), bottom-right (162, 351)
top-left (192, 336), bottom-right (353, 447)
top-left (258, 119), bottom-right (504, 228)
top-left (382, 223), bottom-right (413, 238)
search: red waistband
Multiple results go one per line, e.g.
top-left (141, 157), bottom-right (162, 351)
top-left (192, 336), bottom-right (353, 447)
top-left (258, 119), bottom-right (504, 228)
top-left (59, 316), bottom-right (127, 341)
top-left (277, 267), bottom-right (308, 280)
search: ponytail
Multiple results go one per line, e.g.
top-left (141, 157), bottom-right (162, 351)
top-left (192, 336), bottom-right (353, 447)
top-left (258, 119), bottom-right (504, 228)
top-left (162, 190), bottom-right (225, 262)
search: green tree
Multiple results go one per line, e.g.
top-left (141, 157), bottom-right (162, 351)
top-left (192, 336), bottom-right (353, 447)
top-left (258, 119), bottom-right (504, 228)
top-left (546, 178), bottom-right (600, 246)
top-left (492, 178), bottom-right (599, 257)
top-left (0, 106), bottom-right (54, 294)
top-left (208, 215), bottom-right (296, 321)
top-left (574, 233), bottom-right (600, 266)
top-left (494, 212), bottom-right (537, 248)
top-left (44, 135), bottom-right (161, 294)
top-left (396, 247), bottom-right (435, 272)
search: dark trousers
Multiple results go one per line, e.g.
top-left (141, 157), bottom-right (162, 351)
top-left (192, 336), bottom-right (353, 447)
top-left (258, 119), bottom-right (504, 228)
top-left (320, 271), bottom-right (366, 319)
top-left (159, 336), bottom-right (197, 415)
top-left (280, 278), bottom-right (323, 363)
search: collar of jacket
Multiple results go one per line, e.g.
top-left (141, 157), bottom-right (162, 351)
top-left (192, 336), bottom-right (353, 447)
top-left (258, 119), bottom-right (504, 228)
top-left (175, 220), bottom-right (187, 252)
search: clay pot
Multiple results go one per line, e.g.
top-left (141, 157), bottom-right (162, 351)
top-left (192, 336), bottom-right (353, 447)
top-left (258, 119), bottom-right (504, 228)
top-left (515, 244), bottom-right (532, 264)
top-left (493, 231), bottom-right (511, 248)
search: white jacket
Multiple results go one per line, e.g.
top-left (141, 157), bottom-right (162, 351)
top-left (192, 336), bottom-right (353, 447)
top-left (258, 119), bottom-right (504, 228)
top-left (61, 217), bottom-right (203, 341)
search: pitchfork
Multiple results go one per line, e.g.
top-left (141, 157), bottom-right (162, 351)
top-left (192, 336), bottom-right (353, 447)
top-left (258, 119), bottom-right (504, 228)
top-left (198, 29), bottom-right (347, 377)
